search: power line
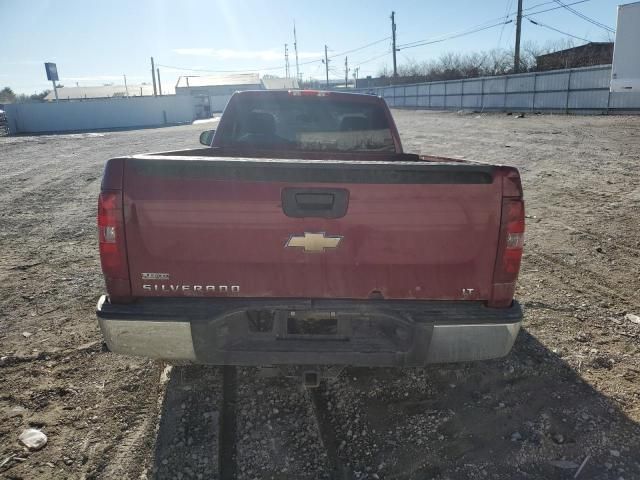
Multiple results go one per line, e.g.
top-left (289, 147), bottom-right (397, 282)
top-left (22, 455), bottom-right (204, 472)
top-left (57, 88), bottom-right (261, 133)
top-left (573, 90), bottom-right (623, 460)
top-left (398, 21), bottom-right (504, 49)
top-left (398, 20), bottom-right (513, 51)
top-left (348, 50), bottom-right (390, 66)
top-left (157, 62), bottom-right (320, 74)
top-left (497, 0), bottom-right (515, 47)
top-left (157, 36), bottom-right (390, 76)
top-left (523, 1), bottom-right (557, 11)
top-left (552, 0), bottom-right (615, 33)
top-left (353, 50), bottom-right (392, 67)
top-left (397, 1), bottom-right (550, 49)
top-left (328, 37), bottom-right (391, 59)
top-left (523, 0), bottom-right (591, 16)
top-left (527, 18), bottom-right (592, 42)
top-left (397, 0), bottom-right (590, 51)
top-left (157, 0), bottom-right (598, 81)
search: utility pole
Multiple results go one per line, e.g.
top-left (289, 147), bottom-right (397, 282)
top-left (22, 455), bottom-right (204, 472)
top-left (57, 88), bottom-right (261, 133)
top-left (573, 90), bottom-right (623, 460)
top-left (284, 44), bottom-right (290, 79)
top-left (123, 74), bottom-right (129, 97)
top-left (345, 57), bottom-right (349, 88)
top-left (353, 67), bottom-right (359, 89)
top-left (391, 11), bottom-right (398, 77)
top-left (293, 22), bottom-right (300, 82)
top-left (514, 0), bottom-right (523, 73)
top-left (157, 68), bottom-right (162, 95)
top-left (150, 57), bottom-right (157, 96)
top-left (324, 45), bottom-right (330, 87)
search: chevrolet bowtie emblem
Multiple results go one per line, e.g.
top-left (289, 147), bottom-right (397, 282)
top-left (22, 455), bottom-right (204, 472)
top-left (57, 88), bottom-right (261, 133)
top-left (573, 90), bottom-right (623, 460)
top-left (285, 232), bottom-right (343, 253)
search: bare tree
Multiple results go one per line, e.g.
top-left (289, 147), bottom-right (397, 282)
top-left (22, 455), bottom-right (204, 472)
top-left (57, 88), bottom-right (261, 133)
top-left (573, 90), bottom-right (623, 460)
top-left (373, 39), bottom-right (596, 84)
top-left (0, 87), bottom-right (17, 103)
top-left (460, 52), bottom-right (488, 78)
top-left (484, 49), bottom-right (512, 76)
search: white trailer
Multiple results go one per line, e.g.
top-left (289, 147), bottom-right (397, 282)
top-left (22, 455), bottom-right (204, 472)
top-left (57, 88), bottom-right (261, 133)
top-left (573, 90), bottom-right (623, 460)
top-left (611, 1), bottom-right (640, 92)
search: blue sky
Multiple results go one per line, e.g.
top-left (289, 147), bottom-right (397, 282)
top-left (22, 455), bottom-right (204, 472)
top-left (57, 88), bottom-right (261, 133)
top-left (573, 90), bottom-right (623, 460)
top-left (1, 0), bottom-right (619, 94)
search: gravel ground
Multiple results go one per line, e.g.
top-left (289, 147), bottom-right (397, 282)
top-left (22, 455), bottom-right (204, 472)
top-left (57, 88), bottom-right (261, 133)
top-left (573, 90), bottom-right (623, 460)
top-left (0, 111), bottom-right (639, 479)
top-left (153, 366), bottom-right (220, 480)
top-left (235, 369), bottom-right (329, 479)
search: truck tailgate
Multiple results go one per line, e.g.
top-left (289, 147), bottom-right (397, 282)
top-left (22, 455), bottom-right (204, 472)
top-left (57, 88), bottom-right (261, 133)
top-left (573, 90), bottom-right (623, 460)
top-left (122, 157), bottom-right (503, 301)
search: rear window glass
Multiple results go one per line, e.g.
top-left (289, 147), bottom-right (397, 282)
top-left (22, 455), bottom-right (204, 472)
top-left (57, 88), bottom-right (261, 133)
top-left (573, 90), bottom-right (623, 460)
top-left (217, 95), bottom-right (395, 152)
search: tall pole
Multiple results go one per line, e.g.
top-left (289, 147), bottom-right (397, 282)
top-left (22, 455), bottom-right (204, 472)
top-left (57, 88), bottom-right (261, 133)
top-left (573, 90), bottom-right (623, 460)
top-left (514, 0), bottom-right (523, 73)
top-left (150, 57), bottom-right (157, 96)
top-left (157, 68), bottom-right (162, 95)
top-left (284, 44), bottom-right (290, 79)
top-left (293, 22), bottom-right (300, 82)
top-left (52, 80), bottom-right (59, 102)
top-left (345, 57), bottom-right (349, 88)
top-left (353, 67), bottom-right (359, 89)
top-left (391, 11), bottom-right (398, 77)
top-left (123, 74), bottom-right (129, 97)
top-left (324, 45), bottom-right (329, 87)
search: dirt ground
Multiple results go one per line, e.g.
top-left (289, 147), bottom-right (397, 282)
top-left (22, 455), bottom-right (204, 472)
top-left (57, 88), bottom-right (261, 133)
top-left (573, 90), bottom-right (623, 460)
top-left (0, 110), bottom-right (639, 480)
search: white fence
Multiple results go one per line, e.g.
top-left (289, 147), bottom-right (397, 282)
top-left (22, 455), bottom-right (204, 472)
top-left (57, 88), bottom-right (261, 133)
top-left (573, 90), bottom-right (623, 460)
top-left (5, 95), bottom-right (195, 134)
top-left (357, 65), bottom-right (640, 114)
top-left (7, 65), bottom-right (640, 135)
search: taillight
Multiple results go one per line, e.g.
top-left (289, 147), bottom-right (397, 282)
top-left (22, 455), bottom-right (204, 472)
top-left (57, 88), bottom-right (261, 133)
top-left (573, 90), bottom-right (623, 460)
top-left (98, 191), bottom-right (129, 281)
top-left (489, 198), bottom-right (525, 307)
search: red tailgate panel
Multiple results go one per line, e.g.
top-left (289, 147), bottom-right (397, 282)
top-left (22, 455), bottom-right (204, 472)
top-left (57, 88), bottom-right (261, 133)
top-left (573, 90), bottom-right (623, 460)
top-left (123, 160), bottom-right (502, 301)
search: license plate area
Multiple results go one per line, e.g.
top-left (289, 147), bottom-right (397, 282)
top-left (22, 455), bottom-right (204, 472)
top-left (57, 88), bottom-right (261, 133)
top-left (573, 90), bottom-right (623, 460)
top-left (283, 311), bottom-right (348, 340)
top-left (211, 307), bottom-right (420, 353)
top-left (287, 315), bottom-right (337, 335)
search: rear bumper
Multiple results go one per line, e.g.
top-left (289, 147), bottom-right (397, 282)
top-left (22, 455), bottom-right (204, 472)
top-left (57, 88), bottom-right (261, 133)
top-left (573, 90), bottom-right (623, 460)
top-left (96, 296), bottom-right (522, 366)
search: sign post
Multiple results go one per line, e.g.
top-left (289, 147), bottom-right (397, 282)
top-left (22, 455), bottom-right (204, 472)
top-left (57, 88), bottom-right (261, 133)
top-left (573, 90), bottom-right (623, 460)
top-left (44, 62), bottom-right (59, 102)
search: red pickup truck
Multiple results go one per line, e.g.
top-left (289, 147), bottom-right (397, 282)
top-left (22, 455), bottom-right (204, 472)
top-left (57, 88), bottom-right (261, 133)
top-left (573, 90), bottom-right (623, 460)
top-left (96, 90), bottom-right (524, 376)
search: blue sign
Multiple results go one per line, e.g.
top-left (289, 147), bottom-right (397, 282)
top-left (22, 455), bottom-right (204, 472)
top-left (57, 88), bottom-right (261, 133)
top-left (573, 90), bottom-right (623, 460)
top-left (45, 63), bottom-right (59, 82)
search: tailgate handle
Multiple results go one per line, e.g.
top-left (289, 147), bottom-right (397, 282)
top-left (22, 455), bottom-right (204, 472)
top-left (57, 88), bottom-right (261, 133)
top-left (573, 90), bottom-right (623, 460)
top-left (282, 188), bottom-right (349, 218)
top-left (295, 193), bottom-right (334, 210)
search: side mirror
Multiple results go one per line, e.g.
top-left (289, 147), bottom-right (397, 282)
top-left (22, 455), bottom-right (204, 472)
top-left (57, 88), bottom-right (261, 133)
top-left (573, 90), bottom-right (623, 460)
top-left (199, 129), bottom-right (215, 146)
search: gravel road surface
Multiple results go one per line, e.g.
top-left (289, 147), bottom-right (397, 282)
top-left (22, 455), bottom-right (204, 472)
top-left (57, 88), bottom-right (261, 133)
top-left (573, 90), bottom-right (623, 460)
top-left (0, 111), bottom-right (638, 479)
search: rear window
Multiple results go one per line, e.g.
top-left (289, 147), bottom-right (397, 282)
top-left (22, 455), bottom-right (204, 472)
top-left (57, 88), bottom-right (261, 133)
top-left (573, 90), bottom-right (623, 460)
top-left (216, 94), bottom-right (395, 152)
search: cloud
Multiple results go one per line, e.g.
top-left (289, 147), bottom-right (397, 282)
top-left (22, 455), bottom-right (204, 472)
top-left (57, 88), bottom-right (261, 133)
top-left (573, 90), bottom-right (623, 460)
top-left (172, 48), bottom-right (323, 61)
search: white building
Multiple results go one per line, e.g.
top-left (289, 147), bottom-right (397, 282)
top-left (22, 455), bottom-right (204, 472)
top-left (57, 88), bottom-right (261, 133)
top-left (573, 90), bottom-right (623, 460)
top-left (175, 74), bottom-right (300, 118)
top-left (43, 84), bottom-right (173, 101)
top-left (175, 73), bottom-right (262, 117)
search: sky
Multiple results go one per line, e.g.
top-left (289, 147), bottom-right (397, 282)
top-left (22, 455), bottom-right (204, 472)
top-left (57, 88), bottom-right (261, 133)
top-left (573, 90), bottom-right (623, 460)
top-left (1, 0), bottom-right (620, 94)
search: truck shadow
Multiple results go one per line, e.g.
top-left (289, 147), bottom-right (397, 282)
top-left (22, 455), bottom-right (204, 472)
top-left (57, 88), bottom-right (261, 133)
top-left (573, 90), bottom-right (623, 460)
top-left (338, 329), bottom-right (640, 479)
top-left (152, 365), bottom-right (221, 480)
top-left (150, 330), bottom-right (640, 479)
